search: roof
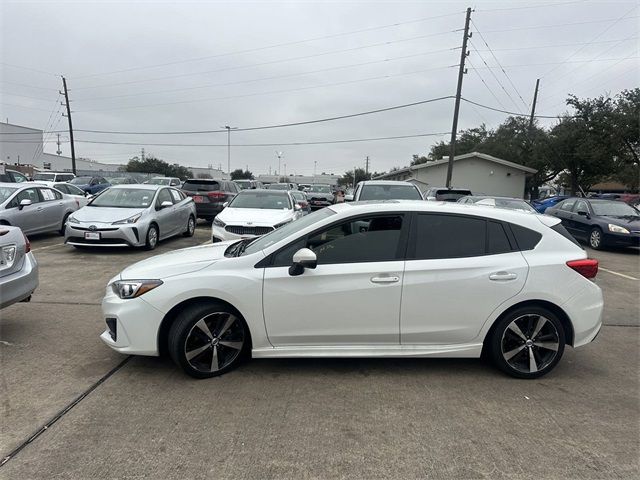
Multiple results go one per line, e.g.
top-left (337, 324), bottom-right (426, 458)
top-left (359, 180), bottom-right (418, 186)
top-left (374, 152), bottom-right (537, 179)
top-left (110, 184), bottom-right (161, 190)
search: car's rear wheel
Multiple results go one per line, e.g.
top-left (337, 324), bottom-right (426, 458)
top-left (168, 302), bottom-right (249, 378)
top-left (145, 224), bottom-right (158, 250)
top-left (589, 227), bottom-right (603, 250)
top-left (183, 215), bottom-right (195, 237)
top-left (488, 306), bottom-right (565, 379)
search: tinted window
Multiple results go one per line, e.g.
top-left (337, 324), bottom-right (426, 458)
top-left (156, 188), bottom-right (173, 207)
top-left (360, 184), bottom-right (421, 201)
top-left (559, 199), bottom-right (576, 211)
top-left (551, 223), bottom-right (581, 247)
top-left (413, 214), bottom-right (485, 259)
top-left (273, 215), bottom-right (404, 266)
top-left (182, 180), bottom-right (220, 192)
top-left (510, 224), bottom-right (542, 251)
top-left (488, 221), bottom-right (513, 254)
top-left (574, 200), bottom-right (589, 213)
top-left (54, 184), bottom-right (69, 194)
top-left (435, 189), bottom-right (472, 202)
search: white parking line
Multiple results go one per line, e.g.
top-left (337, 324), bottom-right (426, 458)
top-left (599, 267), bottom-right (639, 281)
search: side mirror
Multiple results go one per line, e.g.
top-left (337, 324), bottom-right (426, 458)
top-left (222, 202), bottom-right (229, 208)
top-left (18, 199), bottom-right (32, 210)
top-left (289, 248), bottom-right (317, 276)
top-left (160, 200), bottom-right (173, 209)
top-left (294, 203), bottom-right (302, 211)
top-left (577, 210), bottom-right (589, 218)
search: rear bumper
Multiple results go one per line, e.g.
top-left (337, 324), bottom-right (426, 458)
top-left (561, 281), bottom-right (604, 348)
top-left (193, 202), bottom-right (224, 219)
top-left (0, 252), bottom-right (39, 309)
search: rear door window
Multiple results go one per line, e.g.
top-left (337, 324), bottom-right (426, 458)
top-left (411, 214), bottom-right (485, 259)
top-left (559, 199), bottom-right (576, 211)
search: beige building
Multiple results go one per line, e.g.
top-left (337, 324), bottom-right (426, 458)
top-left (374, 152), bottom-right (537, 198)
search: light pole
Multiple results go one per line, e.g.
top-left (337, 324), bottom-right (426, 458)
top-left (275, 151), bottom-right (283, 177)
top-left (313, 160), bottom-right (317, 183)
top-left (222, 125), bottom-right (237, 177)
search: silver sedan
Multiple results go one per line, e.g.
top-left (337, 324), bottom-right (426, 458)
top-left (64, 184), bottom-right (197, 250)
top-left (0, 225), bottom-right (39, 309)
top-left (0, 182), bottom-right (79, 235)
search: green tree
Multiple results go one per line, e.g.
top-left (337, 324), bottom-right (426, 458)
top-left (339, 167), bottom-right (370, 186)
top-left (124, 155), bottom-right (191, 180)
top-left (230, 168), bottom-right (254, 180)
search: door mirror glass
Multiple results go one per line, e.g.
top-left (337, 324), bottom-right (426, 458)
top-left (160, 200), bottom-right (173, 209)
top-left (289, 248), bottom-right (317, 276)
top-left (18, 198), bottom-right (32, 209)
top-left (577, 210), bottom-right (588, 217)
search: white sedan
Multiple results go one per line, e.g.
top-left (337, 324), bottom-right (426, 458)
top-left (211, 189), bottom-right (302, 243)
top-left (101, 201), bottom-right (603, 379)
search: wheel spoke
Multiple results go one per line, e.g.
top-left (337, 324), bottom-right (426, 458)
top-left (531, 316), bottom-right (547, 339)
top-left (219, 340), bottom-right (243, 350)
top-left (218, 315), bottom-right (236, 337)
top-left (528, 347), bottom-right (538, 373)
top-left (533, 341), bottom-right (559, 351)
top-left (210, 345), bottom-right (219, 371)
top-left (503, 344), bottom-right (526, 361)
top-left (508, 322), bottom-right (527, 341)
top-left (195, 318), bottom-right (214, 340)
top-left (186, 343), bottom-right (210, 361)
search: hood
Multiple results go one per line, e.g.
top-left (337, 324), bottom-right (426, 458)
top-left (598, 214), bottom-right (640, 227)
top-left (217, 207), bottom-right (294, 226)
top-left (72, 206), bottom-right (146, 223)
top-left (119, 241), bottom-right (235, 280)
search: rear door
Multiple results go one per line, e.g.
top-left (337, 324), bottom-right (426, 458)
top-left (37, 187), bottom-right (66, 232)
top-left (400, 213), bottom-right (528, 344)
top-left (169, 188), bottom-right (189, 228)
top-left (554, 199), bottom-right (577, 234)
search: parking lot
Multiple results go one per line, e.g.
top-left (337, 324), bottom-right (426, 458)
top-left (1, 221), bottom-right (638, 479)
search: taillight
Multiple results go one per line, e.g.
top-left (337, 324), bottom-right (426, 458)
top-left (567, 259), bottom-right (598, 279)
top-left (206, 191), bottom-right (226, 199)
top-left (23, 233), bottom-right (31, 253)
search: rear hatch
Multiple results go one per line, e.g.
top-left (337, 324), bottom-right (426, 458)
top-left (182, 180), bottom-right (224, 204)
top-left (436, 189), bottom-right (472, 202)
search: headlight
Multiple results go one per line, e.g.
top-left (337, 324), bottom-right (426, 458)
top-left (113, 213), bottom-right (142, 225)
top-left (274, 220), bottom-right (292, 229)
top-left (111, 279), bottom-right (163, 299)
top-left (68, 216), bottom-right (80, 224)
top-left (212, 217), bottom-right (226, 227)
top-left (608, 224), bottom-right (630, 234)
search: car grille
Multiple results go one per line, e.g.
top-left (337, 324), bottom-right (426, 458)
top-left (71, 226), bottom-right (119, 232)
top-left (225, 225), bottom-right (274, 236)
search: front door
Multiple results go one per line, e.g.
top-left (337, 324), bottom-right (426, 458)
top-left (400, 214), bottom-right (528, 344)
top-left (571, 199), bottom-right (592, 240)
top-left (262, 213), bottom-right (408, 346)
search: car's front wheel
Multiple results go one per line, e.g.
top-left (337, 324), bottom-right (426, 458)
top-left (145, 224), bottom-right (158, 250)
top-left (589, 227), bottom-right (603, 250)
top-left (168, 302), bottom-right (249, 378)
top-left (488, 306), bottom-right (565, 379)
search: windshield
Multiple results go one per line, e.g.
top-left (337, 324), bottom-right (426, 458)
top-left (267, 184), bottom-right (289, 190)
top-left (0, 186), bottom-right (18, 203)
top-left (235, 180), bottom-right (251, 189)
top-left (360, 184), bottom-right (421, 201)
top-left (33, 173), bottom-right (55, 181)
top-left (308, 185), bottom-right (331, 193)
top-left (591, 200), bottom-right (639, 217)
top-left (70, 176), bottom-right (92, 185)
top-left (241, 207), bottom-right (335, 255)
top-left (89, 188), bottom-right (155, 208)
top-left (148, 178), bottom-right (170, 185)
top-left (229, 191), bottom-right (291, 209)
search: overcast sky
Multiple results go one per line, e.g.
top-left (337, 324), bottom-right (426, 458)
top-left (1, 0), bottom-right (638, 175)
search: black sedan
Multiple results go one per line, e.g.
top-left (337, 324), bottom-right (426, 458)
top-left (546, 197), bottom-right (640, 249)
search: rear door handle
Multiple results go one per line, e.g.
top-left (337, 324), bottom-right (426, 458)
top-left (370, 275), bottom-right (400, 284)
top-left (36, 207), bottom-right (43, 212)
top-left (489, 271), bottom-right (517, 281)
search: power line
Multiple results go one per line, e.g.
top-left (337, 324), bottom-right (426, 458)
top-left (539, 4), bottom-right (638, 79)
top-left (75, 67), bottom-right (457, 113)
top-left (473, 37), bottom-right (637, 52)
top-left (469, 41), bottom-right (521, 110)
top-left (466, 56), bottom-right (638, 69)
top-left (0, 102), bottom-right (56, 112)
top-left (75, 46), bottom-right (458, 102)
top-left (0, 91), bottom-right (59, 102)
top-left (73, 11), bottom-right (464, 80)
top-left (72, 29), bottom-right (460, 91)
top-left (470, 20), bottom-right (528, 109)
top-left (460, 97), bottom-right (575, 119)
top-left (466, 58), bottom-right (507, 109)
top-left (0, 62), bottom-right (59, 77)
top-left (478, 0), bottom-right (589, 12)
top-left (0, 80), bottom-right (59, 92)
top-left (480, 15), bottom-right (639, 34)
top-left (2, 131), bottom-right (451, 147)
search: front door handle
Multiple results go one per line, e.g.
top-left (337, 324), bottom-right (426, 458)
top-left (36, 207), bottom-right (43, 212)
top-left (370, 275), bottom-right (400, 284)
top-left (489, 271), bottom-right (517, 281)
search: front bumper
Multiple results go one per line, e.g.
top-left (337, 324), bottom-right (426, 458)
top-left (211, 223), bottom-right (275, 242)
top-left (603, 231), bottom-right (640, 247)
top-left (100, 287), bottom-right (165, 356)
top-left (0, 252), bottom-right (39, 309)
top-left (65, 222), bottom-right (146, 247)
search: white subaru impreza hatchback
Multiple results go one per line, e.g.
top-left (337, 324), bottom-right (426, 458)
top-left (101, 201), bottom-right (603, 379)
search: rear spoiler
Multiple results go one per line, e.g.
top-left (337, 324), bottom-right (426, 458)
top-left (536, 215), bottom-right (561, 228)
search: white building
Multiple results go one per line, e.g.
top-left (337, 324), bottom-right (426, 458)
top-left (374, 152), bottom-right (537, 198)
top-left (257, 174), bottom-right (340, 185)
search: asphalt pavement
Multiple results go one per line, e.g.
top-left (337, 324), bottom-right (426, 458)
top-left (1, 224), bottom-right (638, 479)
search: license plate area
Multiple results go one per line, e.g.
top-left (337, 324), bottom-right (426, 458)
top-left (84, 232), bottom-right (101, 240)
top-left (193, 195), bottom-right (204, 203)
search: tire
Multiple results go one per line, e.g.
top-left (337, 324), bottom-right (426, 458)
top-left (183, 215), bottom-right (196, 237)
top-left (145, 223), bottom-right (159, 250)
top-left (59, 213), bottom-right (70, 235)
top-left (589, 227), bottom-right (603, 250)
top-left (488, 306), bottom-right (565, 379)
top-left (168, 302), bottom-right (249, 378)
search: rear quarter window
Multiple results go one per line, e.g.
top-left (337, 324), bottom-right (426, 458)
top-left (551, 223), bottom-right (582, 248)
top-left (509, 224), bottom-right (542, 251)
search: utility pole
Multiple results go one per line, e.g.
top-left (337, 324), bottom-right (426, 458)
top-left (353, 166), bottom-right (357, 189)
top-left (313, 160), bottom-right (317, 180)
top-left (276, 151), bottom-right (283, 176)
top-left (56, 134), bottom-right (62, 155)
top-left (445, 7), bottom-right (472, 189)
top-left (141, 147), bottom-right (145, 161)
top-left (222, 125), bottom-right (237, 175)
top-left (529, 78), bottom-right (540, 129)
top-left (60, 76), bottom-right (76, 175)
top-left (365, 156), bottom-right (370, 178)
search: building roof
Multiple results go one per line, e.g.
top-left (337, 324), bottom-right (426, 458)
top-left (374, 152), bottom-right (537, 179)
